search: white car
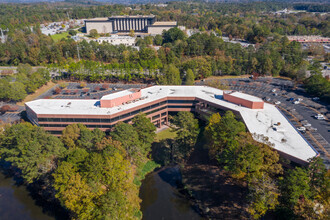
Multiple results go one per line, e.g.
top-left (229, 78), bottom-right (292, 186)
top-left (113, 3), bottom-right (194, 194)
top-left (307, 127), bottom-right (317, 131)
top-left (297, 127), bottom-right (306, 132)
top-left (293, 101), bottom-right (300, 104)
top-left (303, 123), bottom-right (312, 127)
top-left (297, 98), bottom-right (303, 101)
top-left (312, 97), bottom-right (320, 101)
top-left (314, 114), bottom-right (325, 120)
top-left (274, 101), bottom-right (281, 105)
top-left (272, 89), bottom-right (276, 93)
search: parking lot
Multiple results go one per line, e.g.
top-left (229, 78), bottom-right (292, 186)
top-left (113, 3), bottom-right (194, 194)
top-left (37, 82), bottom-right (146, 100)
top-left (0, 103), bottom-right (25, 124)
top-left (198, 77), bottom-right (330, 168)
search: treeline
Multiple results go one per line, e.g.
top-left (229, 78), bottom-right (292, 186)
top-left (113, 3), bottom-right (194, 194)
top-left (304, 73), bottom-right (330, 102)
top-left (204, 111), bottom-right (329, 219)
top-left (0, 1), bottom-right (329, 39)
top-left (1, 26), bottom-right (309, 79)
top-left (0, 64), bottom-right (50, 102)
top-left (0, 114), bottom-right (157, 219)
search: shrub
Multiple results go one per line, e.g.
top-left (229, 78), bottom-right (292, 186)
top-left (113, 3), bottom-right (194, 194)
top-left (0, 105), bottom-right (11, 114)
top-left (102, 84), bottom-right (109, 90)
top-left (54, 87), bottom-right (62, 94)
top-left (79, 82), bottom-right (86, 88)
top-left (59, 83), bottom-right (67, 89)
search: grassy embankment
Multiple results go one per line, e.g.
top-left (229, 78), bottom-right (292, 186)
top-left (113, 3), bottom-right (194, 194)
top-left (134, 128), bottom-right (177, 186)
top-left (154, 128), bottom-right (177, 142)
top-left (17, 81), bottom-right (56, 106)
top-left (51, 32), bottom-right (70, 42)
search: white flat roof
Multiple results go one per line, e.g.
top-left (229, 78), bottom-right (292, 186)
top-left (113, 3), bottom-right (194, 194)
top-left (151, 21), bottom-right (177, 26)
top-left (26, 86), bottom-right (318, 162)
top-left (228, 91), bottom-right (263, 102)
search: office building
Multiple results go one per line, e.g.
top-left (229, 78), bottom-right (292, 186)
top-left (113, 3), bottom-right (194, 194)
top-left (25, 86), bottom-right (318, 165)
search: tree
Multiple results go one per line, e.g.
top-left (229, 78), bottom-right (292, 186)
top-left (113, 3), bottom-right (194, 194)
top-left (185, 69), bottom-right (195, 85)
top-left (206, 111), bottom-right (245, 158)
top-left (304, 74), bottom-right (330, 100)
top-left (162, 27), bottom-right (186, 44)
top-left (159, 64), bottom-right (182, 85)
top-left (154, 34), bottom-right (163, 46)
top-left (68, 29), bottom-right (77, 36)
top-left (111, 122), bottom-right (143, 163)
top-left (53, 162), bottom-right (98, 220)
top-left (132, 113), bottom-right (156, 149)
top-left (129, 29), bottom-right (135, 37)
top-left (0, 105), bottom-right (10, 114)
top-left (281, 167), bottom-right (311, 208)
top-left (89, 29), bottom-right (98, 38)
top-left (248, 174), bottom-right (279, 219)
top-left (171, 112), bottom-right (199, 160)
top-left (0, 123), bottom-right (66, 183)
top-left (61, 124), bottom-right (82, 148)
top-left (79, 82), bottom-right (86, 88)
top-left (9, 82), bottom-right (27, 101)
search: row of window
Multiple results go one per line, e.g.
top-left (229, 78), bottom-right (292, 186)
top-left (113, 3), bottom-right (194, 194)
top-left (168, 106), bottom-right (195, 109)
top-left (38, 101), bottom-right (168, 123)
top-left (38, 100), bottom-right (194, 123)
top-left (39, 106), bottom-right (168, 127)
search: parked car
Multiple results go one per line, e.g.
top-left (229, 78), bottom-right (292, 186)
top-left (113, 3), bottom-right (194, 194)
top-left (303, 123), bottom-right (312, 127)
top-left (288, 97), bottom-right (294, 101)
top-left (297, 98), bottom-right (303, 101)
top-left (293, 101), bottom-right (300, 104)
top-left (312, 97), bottom-right (320, 101)
top-left (307, 127), bottom-right (317, 131)
top-left (297, 127), bottom-right (306, 132)
top-left (274, 101), bottom-right (281, 105)
top-left (314, 114), bottom-right (325, 120)
top-left (272, 89), bottom-right (276, 93)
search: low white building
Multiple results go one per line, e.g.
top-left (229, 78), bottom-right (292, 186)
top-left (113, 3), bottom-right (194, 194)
top-left (147, 21), bottom-right (178, 35)
top-left (89, 35), bottom-right (136, 46)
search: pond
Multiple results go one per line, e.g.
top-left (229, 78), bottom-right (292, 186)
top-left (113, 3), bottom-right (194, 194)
top-left (139, 166), bottom-right (203, 220)
top-left (0, 172), bottom-right (55, 220)
top-left (0, 165), bottom-right (202, 220)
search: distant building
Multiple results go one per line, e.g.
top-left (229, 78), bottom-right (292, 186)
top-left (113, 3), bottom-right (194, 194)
top-left (85, 15), bottom-right (177, 35)
top-left (89, 35), bottom-right (136, 46)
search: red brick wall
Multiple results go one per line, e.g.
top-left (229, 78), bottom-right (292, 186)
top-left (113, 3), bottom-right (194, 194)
top-left (223, 93), bottom-right (264, 109)
top-left (100, 90), bottom-right (141, 108)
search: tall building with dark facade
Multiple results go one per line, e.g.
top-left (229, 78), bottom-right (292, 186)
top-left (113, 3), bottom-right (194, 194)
top-left (85, 15), bottom-right (177, 35)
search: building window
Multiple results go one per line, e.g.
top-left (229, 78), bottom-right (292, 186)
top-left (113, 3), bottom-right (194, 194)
top-left (168, 106), bottom-right (195, 109)
top-left (152, 115), bottom-right (160, 120)
top-left (167, 100), bottom-right (197, 104)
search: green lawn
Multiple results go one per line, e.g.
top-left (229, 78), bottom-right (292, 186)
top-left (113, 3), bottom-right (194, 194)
top-left (155, 128), bottom-right (177, 142)
top-left (134, 160), bottom-right (160, 186)
top-left (51, 32), bottom-right (70, 42)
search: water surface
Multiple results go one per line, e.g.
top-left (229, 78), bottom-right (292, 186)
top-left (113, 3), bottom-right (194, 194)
top-left (0, 172), bottom-right (55, 220)
top-left (140, 166), bottom-right (202, 220)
